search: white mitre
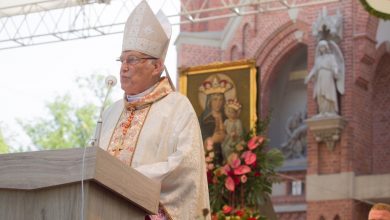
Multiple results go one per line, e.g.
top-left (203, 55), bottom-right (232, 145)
top-left (122, 0), bottom-right (171, 61)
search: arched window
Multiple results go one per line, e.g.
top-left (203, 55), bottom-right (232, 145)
top-left (242, 23), bottom-right (251, 57)
top-left (230, 45), bottom-right (240, 61)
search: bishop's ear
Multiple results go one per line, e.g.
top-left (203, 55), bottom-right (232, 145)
top-left (152, 58), bottom-right (164, 76)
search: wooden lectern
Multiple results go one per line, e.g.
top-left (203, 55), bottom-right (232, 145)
top-left (0, 147), bottom-right (160, 220)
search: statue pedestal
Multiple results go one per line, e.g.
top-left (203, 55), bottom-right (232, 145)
top-left (305, 114), bottom-right (346, 150)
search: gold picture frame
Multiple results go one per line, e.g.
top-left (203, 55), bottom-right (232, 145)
top-left (179, 59), bottom-right (258, 135)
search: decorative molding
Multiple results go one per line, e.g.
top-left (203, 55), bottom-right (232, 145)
top-left (179, 59), bottom-right (256, 74)
top-left (355, 76), bottom-right (369, 91)
top-left (360, 53), bottom-right (375, 65)
top-left (307, 172), bottom-right (390, 202)
top-left (175, 31), bottom-right (223, 48)
top-left (353, 33), bottom-right (377, 44)
top-left (306, 172), bottom-right (355, 201)
top-left (305, 115), bottom-right (347, 151)
top-left (274, 204), bottom-right (307, 213)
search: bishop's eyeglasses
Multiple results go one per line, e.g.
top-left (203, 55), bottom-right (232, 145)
top-left (117, 56), bottom-right (157, 65)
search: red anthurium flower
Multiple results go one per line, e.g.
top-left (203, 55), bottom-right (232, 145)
top-left (234, 165), bottom-right (251, 175)
top-left (251, 160), bottom-right (258, 168)
top-left (247, 135), bottom-right (265, 150)
top-left (225, 176), bottom-right (235, 191)
top-left (223, 164), bottom-right (231, 172)
top-left (254, 172), bottom-right (261, 177)
top-left (222, 205), bottom-right (233, 214)
top-left (244, 151), bottom-right (257, 165)
top-left (241, 150), bottom-right (249, 158)
top-left (231, 158), bottom-right (241, 168)
top-left (233, 176), bottom-right (241, 185)
top-left (235, 209), bottom-right (245, 217)
top-left (248, 217), bottom-right (257, 220)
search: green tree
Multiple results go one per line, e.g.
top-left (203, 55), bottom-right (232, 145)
top-left (0, 128), bottom-right (9, 153)
top-left (18, 74), bottom-right (112, 150)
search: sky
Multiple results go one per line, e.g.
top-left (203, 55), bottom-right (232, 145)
top-left (0, 1), bottom-right (180, 149)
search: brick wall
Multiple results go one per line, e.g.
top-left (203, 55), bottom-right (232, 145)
top-left (180, 0), bottom-right (231, 32)
top-left (178, 44), bottom-right (222, 67)
top-left (307, 200), bottom-right (371, 220)
top-left (371, 54), bottom-right (390, 174)
top-left (277, 212), bottom-right (306, 220)
top-left (178, 0), bottom-right (389, 218)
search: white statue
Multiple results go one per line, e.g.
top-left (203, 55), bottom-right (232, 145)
top-left (305, 40), bottom-right (345, 116)
top-left (221, 99), bottom-right (243, 160)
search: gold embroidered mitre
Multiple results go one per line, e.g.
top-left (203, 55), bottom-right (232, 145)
top-left (122, 0), bottom-right (171, 60)
top-left (199, 75), bottom-right (233, 95)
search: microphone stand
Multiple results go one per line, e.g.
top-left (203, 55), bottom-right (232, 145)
top-left (89, 77), bottom-right (116, 148)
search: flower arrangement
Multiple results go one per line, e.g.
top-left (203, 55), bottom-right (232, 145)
top-left (205, 121), bottom-right (284, 220)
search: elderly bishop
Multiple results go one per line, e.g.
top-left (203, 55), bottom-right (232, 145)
top-left (99, 1), bottom-right (210, 219)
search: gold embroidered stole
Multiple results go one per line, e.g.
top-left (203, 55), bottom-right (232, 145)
top-left (107, 77), bottom-right (172, 166)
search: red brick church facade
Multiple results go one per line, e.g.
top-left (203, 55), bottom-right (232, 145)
top-left (176, 1), bottom-right (390, 219)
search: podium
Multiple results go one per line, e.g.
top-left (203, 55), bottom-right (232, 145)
top-left (0, 147), bottom-right (160, 220)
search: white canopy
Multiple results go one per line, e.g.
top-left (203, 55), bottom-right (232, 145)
top-left (0, 0), bottom-right (106, 18)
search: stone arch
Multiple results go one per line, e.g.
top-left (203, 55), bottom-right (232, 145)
top-left (333, 214), bottom-right (340, 220)
top-left (266, 43), bottom-right (308, 157)
top-left (253, 20), bottom-right (311, 116)
top-left (372, 41), bottom-right (390, 77)
top-left (319, 215), bottom-right (326, 220)
top-left (371, 51), bottom-right (390, 174)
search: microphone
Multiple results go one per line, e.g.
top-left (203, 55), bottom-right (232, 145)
top-left (105, 75), bottom-right (117, 87)
top-left (89, 75), bottom-right (117, 147)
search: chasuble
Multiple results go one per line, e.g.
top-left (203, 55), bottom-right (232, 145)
top-left (99, 79), bottom-right (210, 220)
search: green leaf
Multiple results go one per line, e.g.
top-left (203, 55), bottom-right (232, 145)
top-left (265, 149), bottom-right (284, 169)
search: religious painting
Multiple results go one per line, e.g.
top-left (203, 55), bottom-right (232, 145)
top-left (179, 59), bottom-right (258, 165)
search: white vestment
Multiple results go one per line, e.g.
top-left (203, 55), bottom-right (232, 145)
top-left (99, 91), bottom-right (211, 220)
